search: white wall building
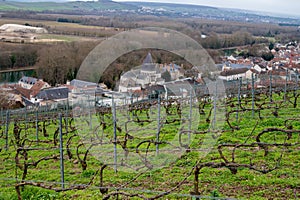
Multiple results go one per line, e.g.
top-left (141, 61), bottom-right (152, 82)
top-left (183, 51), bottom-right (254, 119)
top-left (119, 52), bottom-right (183, 93)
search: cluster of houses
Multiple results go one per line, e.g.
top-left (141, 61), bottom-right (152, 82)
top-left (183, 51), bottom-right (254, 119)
top-left (1, 42), bottom-right (299, 110)
top-left (217, 42), bottom-right (300, 87)
top-left (0, 77), bottom-right (107, 109)
top-left (118, 43), bottom-right (300, 98)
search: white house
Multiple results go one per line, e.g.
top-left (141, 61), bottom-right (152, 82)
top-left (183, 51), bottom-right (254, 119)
top-left (219, 68), bottom-right (248, 81)
top-left (18, 76), bottom-right (38, 89)
top-left (19, 77), bottom-right (51, 93)
top-left (245, 68), bottom-right (260, 80)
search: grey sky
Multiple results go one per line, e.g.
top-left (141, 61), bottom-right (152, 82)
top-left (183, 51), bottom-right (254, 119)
top-left (114, 0), bottom-right (300, 17)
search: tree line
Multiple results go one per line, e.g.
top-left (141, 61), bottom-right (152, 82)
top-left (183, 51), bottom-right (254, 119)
top-left (36, 41), bottom-right (99, 86)
top-left (0, 44), bottom-right (38, 70)
top-left (2, 11), bottom-right (299, 43)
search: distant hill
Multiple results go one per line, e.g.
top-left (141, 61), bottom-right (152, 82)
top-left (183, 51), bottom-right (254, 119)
top-left (0, 0), bottom-right (136, 12)
top-left (124, 1), bottom-right (218, 10)
top-left (0, 0), bottom-right (299, 25)
top-left (124, 1), bottom-right (300, 25)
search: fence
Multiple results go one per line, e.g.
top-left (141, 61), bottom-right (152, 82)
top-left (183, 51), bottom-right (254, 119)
top-left (0, 74), bottom-right (300, 199)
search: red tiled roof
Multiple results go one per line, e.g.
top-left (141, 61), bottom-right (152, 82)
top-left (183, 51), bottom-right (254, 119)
top-left (31, 81), bottom-right (47, 97)
top-left (14, 85), bottom-right (32, 99)
top-left (267, 70), bottom-right (287, 76)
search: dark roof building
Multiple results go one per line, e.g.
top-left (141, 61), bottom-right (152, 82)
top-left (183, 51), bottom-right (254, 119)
top-left (36, 87), bottom-right (69, 101)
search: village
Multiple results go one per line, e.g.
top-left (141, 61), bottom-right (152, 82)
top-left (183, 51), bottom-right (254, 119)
top-left (0, 41), bottom-right (299, 110)
top-left (1, 0), bottom-right (300, 198)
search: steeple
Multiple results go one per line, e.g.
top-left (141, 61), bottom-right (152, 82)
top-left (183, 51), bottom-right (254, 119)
top-left (143, 52), bottom-right (153, 64)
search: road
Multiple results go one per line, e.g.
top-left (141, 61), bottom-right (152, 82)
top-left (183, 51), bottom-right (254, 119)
top-left (0, 66), bottom-right (37, 73)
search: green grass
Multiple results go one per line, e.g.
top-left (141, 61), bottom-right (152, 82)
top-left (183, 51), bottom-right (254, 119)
top-left (37, 34), bottom-right (80, 42)
top-left (0, 91), bottom-right (299, 199)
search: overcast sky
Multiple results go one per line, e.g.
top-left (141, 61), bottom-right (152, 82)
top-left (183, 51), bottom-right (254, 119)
top-left (114, 0), bottom-right (300, 17)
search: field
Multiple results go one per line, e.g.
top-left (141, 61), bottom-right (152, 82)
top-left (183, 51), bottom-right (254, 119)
top-left (0, 81), bottom-right (299, 200)
top-left (0, 18), bottom-right (119, 43)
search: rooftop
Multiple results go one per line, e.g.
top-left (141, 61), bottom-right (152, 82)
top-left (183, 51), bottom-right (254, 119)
top-left (36, 87), bottom-right (69, 101)
top-left (19, 76), bottom-right (38, 85)
top-left (220, 68), bottom-right (249, 76)
top-left (70, 79), bottom-right (97, 88)
top-left (143, 52), bottom-right (154, 65)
